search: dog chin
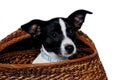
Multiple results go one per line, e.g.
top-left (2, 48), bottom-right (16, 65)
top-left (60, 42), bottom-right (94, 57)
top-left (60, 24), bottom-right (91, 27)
top-left (61, 53), bottom-right (75, 58)
top-left (61, 48), bottom-right (77, 58)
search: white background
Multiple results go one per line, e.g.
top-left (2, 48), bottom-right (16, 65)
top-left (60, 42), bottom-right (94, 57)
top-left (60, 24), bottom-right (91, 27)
top-left (0, 0), bottom-right (119, 80)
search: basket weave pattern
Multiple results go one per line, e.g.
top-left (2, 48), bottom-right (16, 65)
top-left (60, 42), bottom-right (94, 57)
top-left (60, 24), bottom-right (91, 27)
top-left (0, 29), bottom-right (107, 80)
top-left (0, 55), bottom-right (106, 80)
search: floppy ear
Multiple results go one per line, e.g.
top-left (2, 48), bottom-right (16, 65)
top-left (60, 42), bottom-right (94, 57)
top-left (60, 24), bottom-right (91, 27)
top-left (21, 19), bottom-right (45, 37)
top-left (68, 9), bottom-right (92, 29)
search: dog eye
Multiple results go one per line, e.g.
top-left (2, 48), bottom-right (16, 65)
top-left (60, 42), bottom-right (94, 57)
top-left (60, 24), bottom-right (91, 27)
top-left (68, 28), bottom-right (75, 35)
top-left (70, 29), bottom-right (73, 34)
top-left (51, 32), bottom-right (57, 37)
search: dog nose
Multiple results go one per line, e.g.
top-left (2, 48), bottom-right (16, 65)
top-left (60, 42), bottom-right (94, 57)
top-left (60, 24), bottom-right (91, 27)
top-left (65, 45), bottom-right (74, 54)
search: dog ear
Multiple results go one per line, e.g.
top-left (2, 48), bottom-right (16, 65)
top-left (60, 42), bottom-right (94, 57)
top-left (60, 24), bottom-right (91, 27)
top-left (68, 9), bottom-right (92, 29)
top-left (21, 19), bottom-right (45, 37)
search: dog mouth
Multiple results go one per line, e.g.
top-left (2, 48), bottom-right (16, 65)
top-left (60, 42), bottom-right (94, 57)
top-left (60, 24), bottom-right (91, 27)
top-left (61, 53), bottom-right (74, 57)
top-left (61, 50), bottom-right (76, 57)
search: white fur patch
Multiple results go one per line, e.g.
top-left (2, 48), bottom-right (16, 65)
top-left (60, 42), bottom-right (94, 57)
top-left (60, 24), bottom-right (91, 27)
top-left (59, 18), bottom-right (76, 57)
top-left (32, 45), bottom-right (68, 63)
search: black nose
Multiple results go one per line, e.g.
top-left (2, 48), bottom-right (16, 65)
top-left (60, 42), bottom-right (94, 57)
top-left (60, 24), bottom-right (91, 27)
top-left (65, 45), bottom-right (74, 54)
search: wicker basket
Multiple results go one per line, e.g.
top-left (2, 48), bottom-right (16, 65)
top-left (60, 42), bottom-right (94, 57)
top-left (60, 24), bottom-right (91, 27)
top-left (0, 28), bottom-right (107, 80)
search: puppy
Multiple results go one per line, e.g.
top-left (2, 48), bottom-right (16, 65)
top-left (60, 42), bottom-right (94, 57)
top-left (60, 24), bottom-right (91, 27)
top-left (21, 9), bottom-right (92, 63)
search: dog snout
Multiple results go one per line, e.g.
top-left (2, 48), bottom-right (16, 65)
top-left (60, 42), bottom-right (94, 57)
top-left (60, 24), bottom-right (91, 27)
top-left (65, 44), bottom-right (74, 54)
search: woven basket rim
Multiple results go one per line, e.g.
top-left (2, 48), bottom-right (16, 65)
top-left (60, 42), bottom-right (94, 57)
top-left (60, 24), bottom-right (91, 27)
top-left (0, 31), bottom-right (98, 68)
top-left (0, 51), bottom-right (97, 68)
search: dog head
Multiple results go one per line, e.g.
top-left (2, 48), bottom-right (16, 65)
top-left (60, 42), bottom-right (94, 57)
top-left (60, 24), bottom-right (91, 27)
top-left (21, 9), bottom-right (92, 58)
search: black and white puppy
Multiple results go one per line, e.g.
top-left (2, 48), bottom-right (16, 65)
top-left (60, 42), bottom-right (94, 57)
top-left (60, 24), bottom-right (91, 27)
top-left (21, 10), bottom-right (92, 63)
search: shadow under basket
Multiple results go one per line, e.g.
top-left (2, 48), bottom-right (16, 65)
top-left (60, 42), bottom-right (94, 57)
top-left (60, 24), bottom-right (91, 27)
top-left (0, 29), bottom-right (107, 80)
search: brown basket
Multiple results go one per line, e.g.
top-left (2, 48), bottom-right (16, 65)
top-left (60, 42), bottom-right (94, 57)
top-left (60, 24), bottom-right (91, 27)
top-left (0, 28), bottom-right (107, 80)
